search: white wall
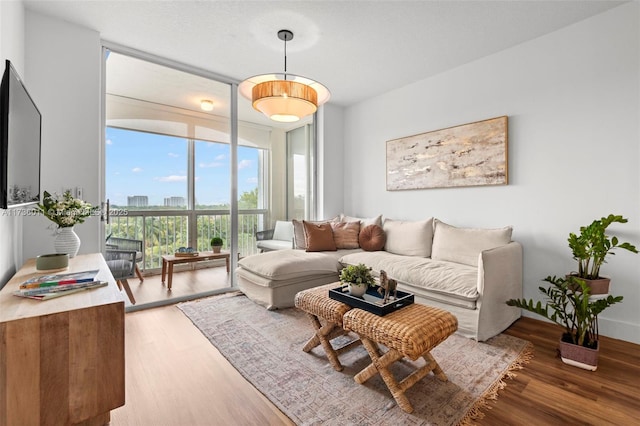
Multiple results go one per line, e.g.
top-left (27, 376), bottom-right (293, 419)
top-left (0, 0), bottom-right (25, 287)
top-left (23, 11), bottom-right (102, 260)
top-left (341, 3), bottom-right (640, 343)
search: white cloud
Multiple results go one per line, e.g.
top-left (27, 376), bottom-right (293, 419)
top-left (132, 167), bottom-right (143, 173)
top-left (199, 162), bottom-right (224, 168)
top-left (247, 177), bottom-right (258, 184)
top-left (155, 175), bottom-right (187, 182)
top-left (168, 152), bottom-right (179, 158)
top-left (238, 159), bottom-right (253, 170)
top-left (106, 139), bottom-right (113, 145)
top-left (215, 154), bottom-right (225, 161)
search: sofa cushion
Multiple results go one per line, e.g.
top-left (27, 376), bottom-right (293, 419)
top-left (303, 221), bottom-right (337, 252)
top-left (331, 221), bottom-right (360, 249)
top-left (340, 251), bottom-right (478, 307)
top-left (292, 217), bottom-right (338, 249)
top-left (383, 218), bottom-right (433, 257)
top-left (239, 249), bottom-right (343, 280)
top-left (431, 219), bottom-right (512, 267)
top-left (359, 224), bottom-right (386, 251)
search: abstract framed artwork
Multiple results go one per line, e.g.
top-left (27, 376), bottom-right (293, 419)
top-left (386, 116), bottom-right (508, 190)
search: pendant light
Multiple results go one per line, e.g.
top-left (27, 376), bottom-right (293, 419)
top-left (239, 29), bottom-right (330, 123)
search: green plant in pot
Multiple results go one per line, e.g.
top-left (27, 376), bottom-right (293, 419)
top-left (210, 237), bottom-right (224, 253)
top-left (340, 263), bottom-right (375, 297)
top-left (568, 214), bottom-right (638, 294)
top-left (507, 275), bottom-right (623, 371)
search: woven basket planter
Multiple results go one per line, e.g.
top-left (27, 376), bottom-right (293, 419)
top-left (559, 339), bottom-right (599, 371)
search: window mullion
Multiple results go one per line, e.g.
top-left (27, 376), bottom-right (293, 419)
top-left (187, 137), bottom-right (197, 248)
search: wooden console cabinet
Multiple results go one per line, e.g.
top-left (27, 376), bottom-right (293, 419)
top-left (0, 253), bottom-right (125, 426)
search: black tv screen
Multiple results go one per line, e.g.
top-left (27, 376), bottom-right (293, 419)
top-left (0, 59), bottom-right (41, 209)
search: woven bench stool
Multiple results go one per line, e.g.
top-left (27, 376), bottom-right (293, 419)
top-left (343, 303), bottom-right (458, 413)
top-left (294, 283), bottom-right (361, 371)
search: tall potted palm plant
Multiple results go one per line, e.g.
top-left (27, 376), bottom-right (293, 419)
top-left (568, 214), bottom-right (638, 294)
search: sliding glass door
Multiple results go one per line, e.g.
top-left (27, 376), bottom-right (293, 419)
top-left (102, 46), bottom-right (317, 307)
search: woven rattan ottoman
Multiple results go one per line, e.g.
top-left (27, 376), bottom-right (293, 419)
top-left (343, 303), bottom-right (458, 413)
top-left (294, 283), bottom-right (361, 371)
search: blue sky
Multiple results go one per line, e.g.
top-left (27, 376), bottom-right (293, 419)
top-left (106, 127), bottom-right (259, 207)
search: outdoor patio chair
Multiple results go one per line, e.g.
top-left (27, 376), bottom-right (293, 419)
top-left (104, 248), bottom-right (137, 305)
top-left (107, 236), bottom-right (144, 282)
top-left (256, 220), bottom-right (294, 252)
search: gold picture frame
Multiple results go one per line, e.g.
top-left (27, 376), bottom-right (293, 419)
top-left (386, 116), bottom-right (508, 190)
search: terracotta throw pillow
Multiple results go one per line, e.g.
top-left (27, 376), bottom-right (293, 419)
top-left (293, 217), bottom-right (339, 249)
top-left (330, 221), bottom-right (360, 249)
top-left (303, 221), bottom-right (337, 252)
top-left (359, 224), bottom-right (386, 251)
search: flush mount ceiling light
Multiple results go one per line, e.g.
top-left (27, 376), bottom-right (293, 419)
top-left (200, 99), bottom-right (214, 111)
top-left (239, 29), bottom-right (330, 123)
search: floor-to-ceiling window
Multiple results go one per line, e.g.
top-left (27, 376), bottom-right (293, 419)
top-left (103, 48), bottom-right (316, 307)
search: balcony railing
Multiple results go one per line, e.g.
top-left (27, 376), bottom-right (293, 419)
top-left (106, 209), bottom-right (268, 271)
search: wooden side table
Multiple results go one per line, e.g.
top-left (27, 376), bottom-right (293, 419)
top-left (161, 251), bottom-right (231, 290)
top-left (294, 283), bottom-right (361, 371)
top-left (343, 303), bottom-right (458, 413)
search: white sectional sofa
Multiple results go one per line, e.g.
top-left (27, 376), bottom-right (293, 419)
top-left (236, 216), bottom-right (522, 341)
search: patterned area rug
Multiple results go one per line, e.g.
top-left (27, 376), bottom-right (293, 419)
top-left (178, 293), bottom-right (532, 426)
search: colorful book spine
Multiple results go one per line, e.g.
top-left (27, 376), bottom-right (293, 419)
top-left (19, 277), bottom-right (96, 290)
top-left (13, 282), bottom-right (108, 300)
top-left (16, 280), bottom-right (105, 296)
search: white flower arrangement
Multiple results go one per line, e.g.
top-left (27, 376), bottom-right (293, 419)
top-left (37, 190), bottom-right (97, 228)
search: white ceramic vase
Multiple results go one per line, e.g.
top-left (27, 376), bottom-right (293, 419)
top-left (55, 226), bottom-right (81, 258)
top-left (347, 282), bottom-right (367, 297)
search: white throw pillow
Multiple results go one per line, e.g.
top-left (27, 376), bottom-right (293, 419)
top-left (383, 217), bottom-right (433, 257)
top-left (431, 219), bottom-right (512, 267)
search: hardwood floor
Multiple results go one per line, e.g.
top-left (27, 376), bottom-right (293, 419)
top-left (479, 319), bottom-right (640, 425)
top-left (110, 303), bottom-right (293, 426)
top-left (112, 305), bottom-right (640, 425)
top-left (123, 263), bottom-right (233, 308)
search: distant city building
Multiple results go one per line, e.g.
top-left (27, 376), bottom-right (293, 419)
top-left (127, 195), bottom-right (148, 207)
top-left (164, 196), bottom-right (186, 207)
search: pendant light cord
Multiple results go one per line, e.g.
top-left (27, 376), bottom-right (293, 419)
top-left (283, 33), bottom-right (288, 80)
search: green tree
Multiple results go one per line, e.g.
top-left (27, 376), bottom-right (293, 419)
top-left (239, 188), bottom-right (258, 209)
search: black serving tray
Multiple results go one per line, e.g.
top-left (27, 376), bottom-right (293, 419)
top-left (329, 285), bottom-right (414, 316)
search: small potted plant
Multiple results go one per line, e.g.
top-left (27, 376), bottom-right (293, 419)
top-left (507, 275), bottom-right (623, 371)
top-left (568, 214), bottom-right (638, 294)
top-left (340, 263), bottom-right (375, 297)
top-left (210, 237), bottom-right (224, 253)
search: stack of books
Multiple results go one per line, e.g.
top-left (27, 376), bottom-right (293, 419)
top-left (13, 269), bottom-right (107, 300)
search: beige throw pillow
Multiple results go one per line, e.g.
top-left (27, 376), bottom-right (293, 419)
top-left (431, 219), bottom-right (513, 267)
top-left (340, 213), bottom-right (383, 230)
top-left (330, 221), bottom-right (360, 249)
top-left (383, 218), bottom-right (434, 257)
top-left (292, 219), bottom-right (307, 249)
top-left (303, 221), bottom-right (337, 252)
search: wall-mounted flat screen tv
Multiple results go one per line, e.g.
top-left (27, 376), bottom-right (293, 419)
top-left (0, 59), bottom-right (41, 209)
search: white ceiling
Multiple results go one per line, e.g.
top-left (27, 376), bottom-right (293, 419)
top-left (24, 0), bottom-right (624, 108)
